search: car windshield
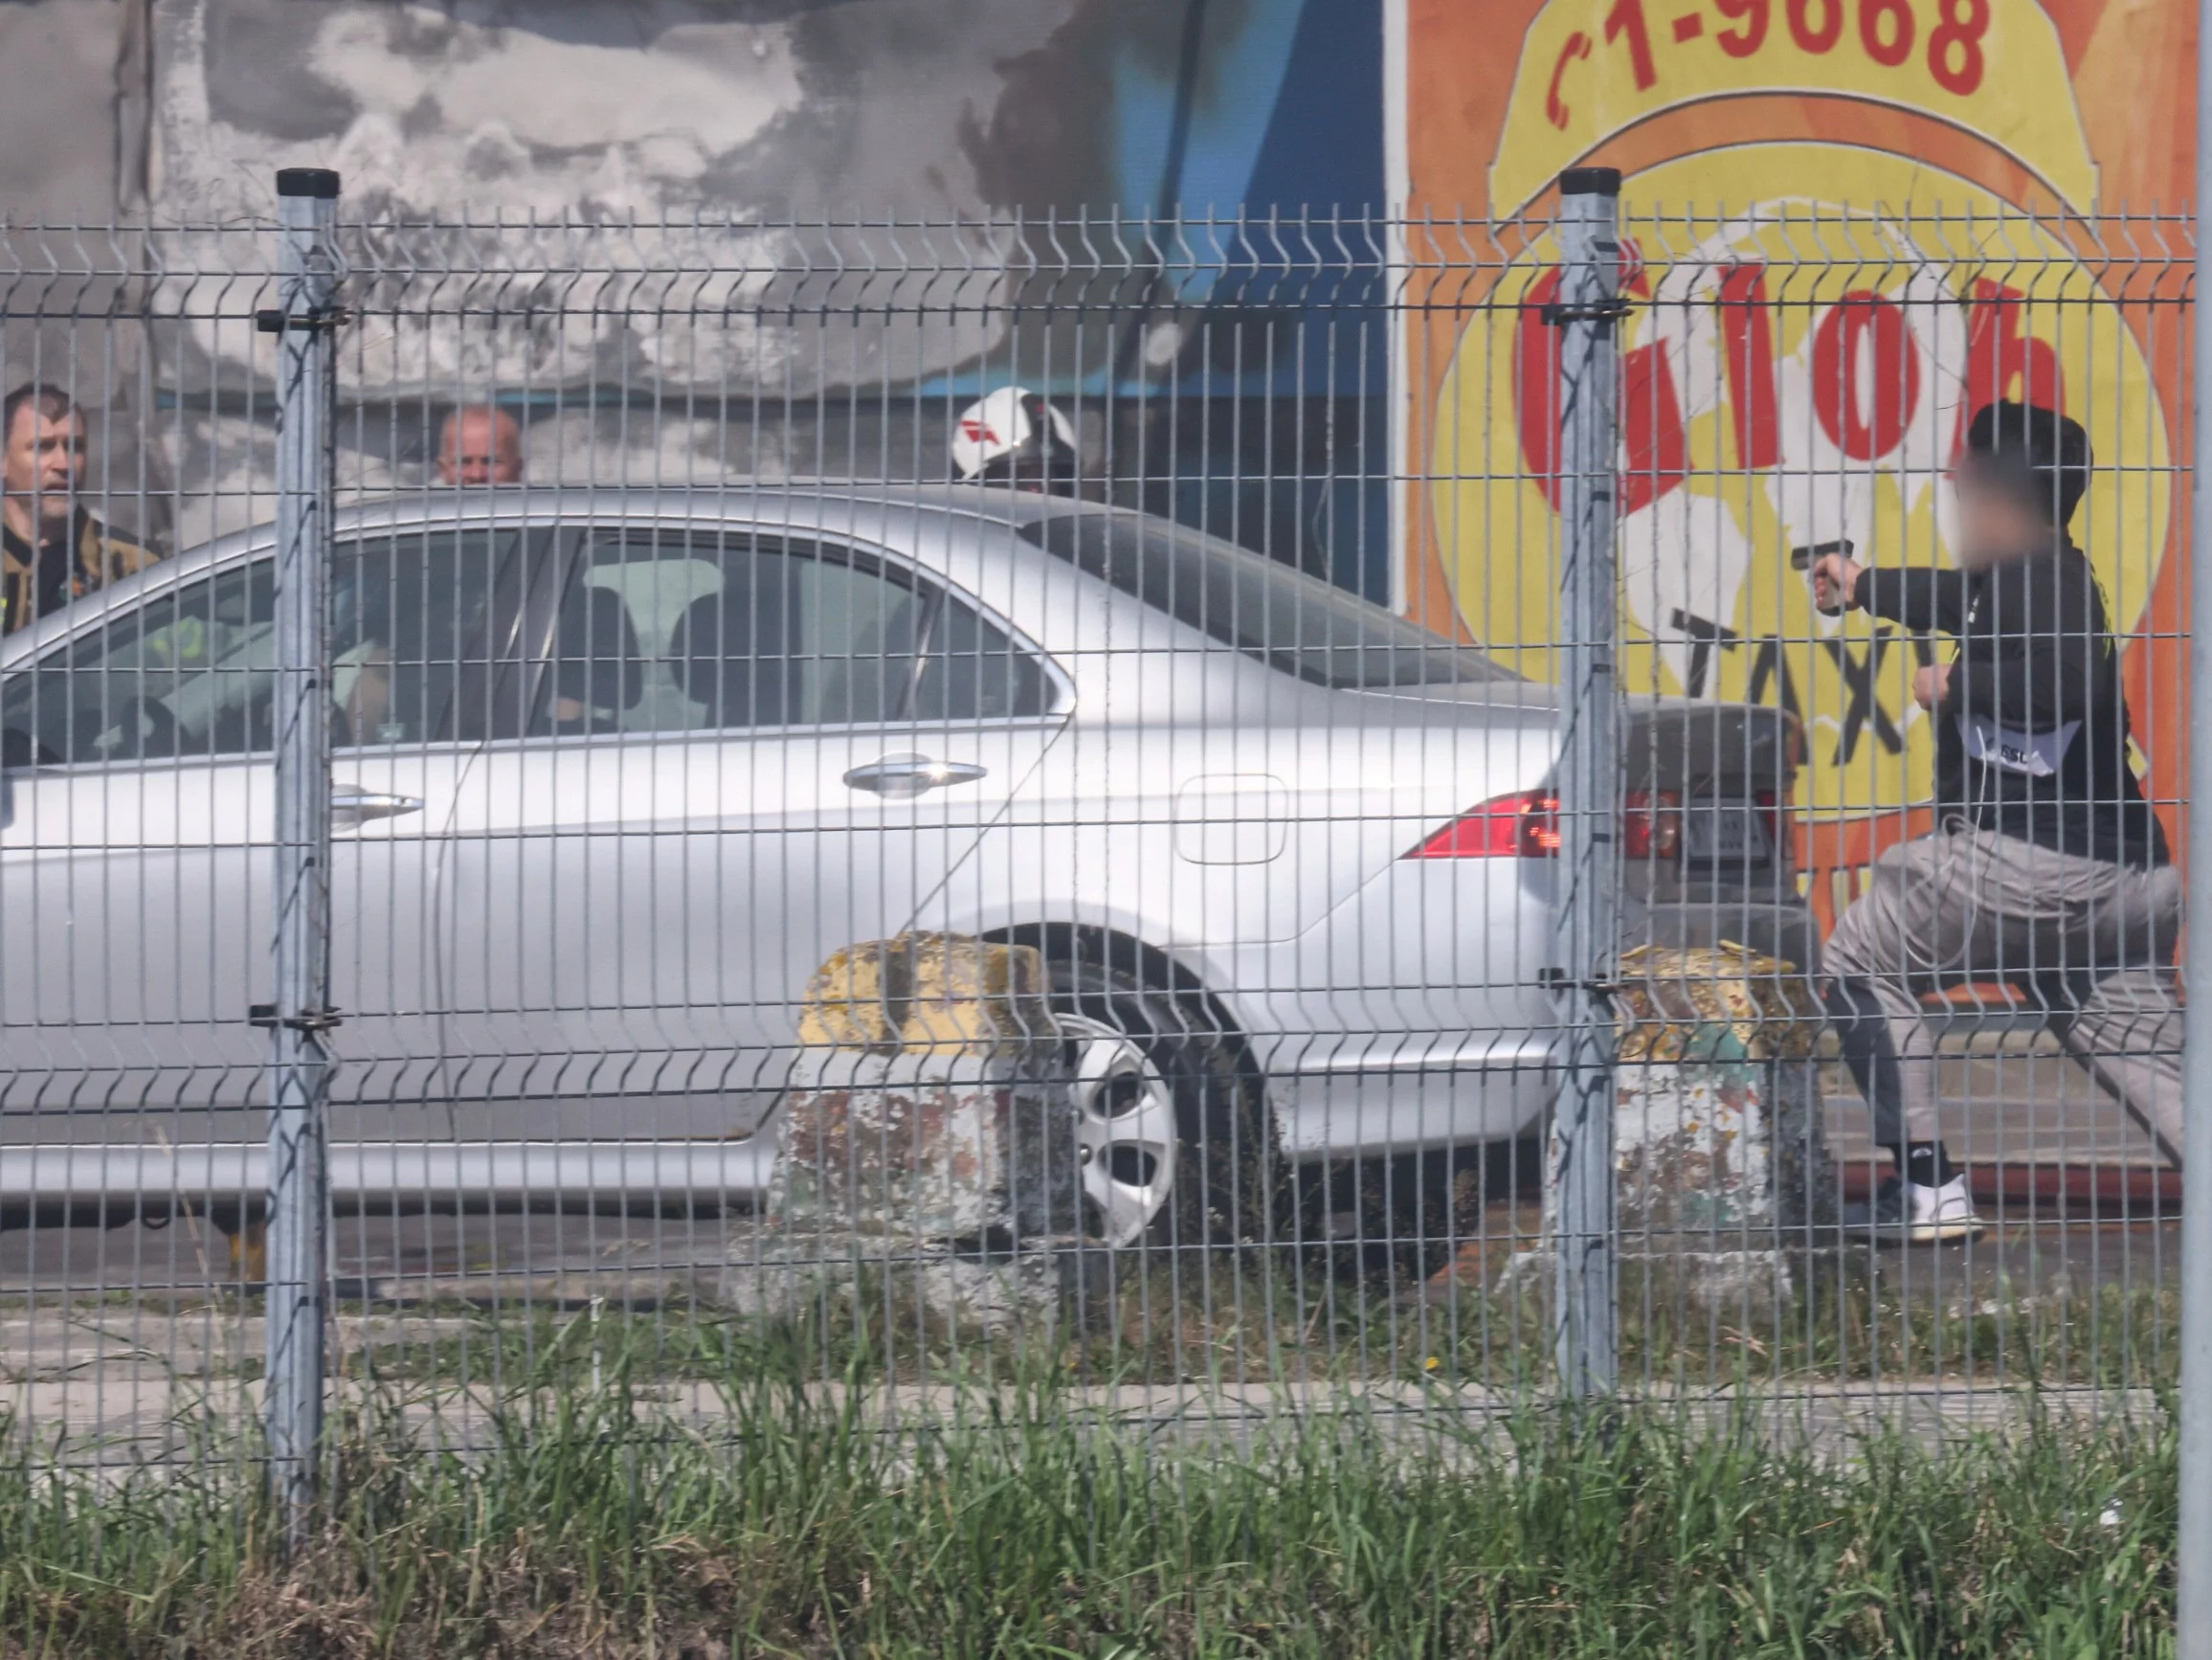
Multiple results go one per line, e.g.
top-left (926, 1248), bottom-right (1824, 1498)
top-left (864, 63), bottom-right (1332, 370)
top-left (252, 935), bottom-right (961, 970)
top-left (1014, 510), bottom-right (1515, 689)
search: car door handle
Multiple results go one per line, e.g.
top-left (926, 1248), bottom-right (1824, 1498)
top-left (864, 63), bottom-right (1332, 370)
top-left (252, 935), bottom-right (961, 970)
top-left (331, 785), bottom-right (424, 826)
top-left (842, 752), bottom-right (990, 798)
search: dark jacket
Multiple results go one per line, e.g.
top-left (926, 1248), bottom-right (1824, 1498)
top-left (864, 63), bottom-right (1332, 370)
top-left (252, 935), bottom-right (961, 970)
top-left (0, 507), bottom-right (155, 637)
top-left (1854, 542), bottom-right (2168, 867)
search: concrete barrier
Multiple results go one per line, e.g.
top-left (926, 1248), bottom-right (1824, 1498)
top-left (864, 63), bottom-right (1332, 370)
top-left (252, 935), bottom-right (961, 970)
top-left (1613, 943), bottom-right (1831, 1222)
top-left (728, 933), bottom-right (1097, 1337)
top-left (1508, 942), bottom-right (1834, 1317)
top-left (1606, 941), bottom-right (1833, 1312)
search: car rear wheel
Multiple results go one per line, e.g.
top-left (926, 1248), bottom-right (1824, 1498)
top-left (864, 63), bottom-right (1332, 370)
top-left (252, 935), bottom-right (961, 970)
top-left (1046, 954), bottom-right (1276, 1253)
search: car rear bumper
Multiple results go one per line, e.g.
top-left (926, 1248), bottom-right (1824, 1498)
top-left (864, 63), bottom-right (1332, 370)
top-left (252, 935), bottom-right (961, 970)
top-left (1235, 862), bottom-right (1819, 1163)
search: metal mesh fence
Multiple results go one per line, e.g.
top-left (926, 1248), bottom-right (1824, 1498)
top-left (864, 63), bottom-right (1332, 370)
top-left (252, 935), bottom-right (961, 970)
top-left (0, 189), bottom-right (2189, 1476)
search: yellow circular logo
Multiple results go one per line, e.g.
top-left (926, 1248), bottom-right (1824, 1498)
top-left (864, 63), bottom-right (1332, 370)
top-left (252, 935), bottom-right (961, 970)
top-left (1431, 145), bottom-right (2170, 824)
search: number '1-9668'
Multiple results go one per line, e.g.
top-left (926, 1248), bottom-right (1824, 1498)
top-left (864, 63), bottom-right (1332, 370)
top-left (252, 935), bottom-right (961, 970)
top-left (1596, 0), bottom-right (1989, 98)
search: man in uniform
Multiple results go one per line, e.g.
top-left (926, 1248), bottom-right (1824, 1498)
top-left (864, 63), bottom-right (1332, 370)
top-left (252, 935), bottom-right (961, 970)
top-left (1811, 401), bottom-right (2182, 1242)
top-left (0, 383), bottom-right (156, 636)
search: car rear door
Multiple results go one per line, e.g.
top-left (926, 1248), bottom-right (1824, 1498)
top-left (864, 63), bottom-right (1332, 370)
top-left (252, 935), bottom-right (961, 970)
top-left (440, 514), bottom-right (1067, 1147)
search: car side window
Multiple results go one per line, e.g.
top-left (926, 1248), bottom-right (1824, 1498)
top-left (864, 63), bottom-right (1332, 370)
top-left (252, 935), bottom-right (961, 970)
top-left (532, 529), bottom-right (1046, 735)
top-left (912, 596), bottom-right (1049, 721)
top-left (0, 527), bottom-right (523, 766)
top-left (1, 559), bottom-right (277, 765)
top-left (331, 528), bottom-right (524, 748)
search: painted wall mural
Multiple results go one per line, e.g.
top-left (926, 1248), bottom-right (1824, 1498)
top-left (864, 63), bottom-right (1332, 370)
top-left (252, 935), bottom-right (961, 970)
top-left (1402, 0), bottom-right (2195, 920)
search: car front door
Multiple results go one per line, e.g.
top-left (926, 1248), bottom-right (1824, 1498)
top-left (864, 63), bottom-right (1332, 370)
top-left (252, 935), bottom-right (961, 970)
top-left (441, 518), bottom-right (1066, 1148)
top-left (0, 524), bottom-right (537, 1157)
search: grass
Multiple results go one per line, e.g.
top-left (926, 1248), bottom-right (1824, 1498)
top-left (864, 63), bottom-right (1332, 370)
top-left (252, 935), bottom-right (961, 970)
top-left (314, 1235), bottom-right (2179, 1396)
top-left (0, 1326), bottom-right (2180, 1657)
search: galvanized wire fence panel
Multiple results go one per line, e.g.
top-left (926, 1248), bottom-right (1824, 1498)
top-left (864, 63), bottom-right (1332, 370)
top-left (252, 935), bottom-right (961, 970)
top-left (0, 195), bottom-right (2189, 1473)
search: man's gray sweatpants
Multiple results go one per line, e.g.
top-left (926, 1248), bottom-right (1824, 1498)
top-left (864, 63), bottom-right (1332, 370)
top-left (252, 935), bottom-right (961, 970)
top-left (1821, 826), bottom-right (2185, 1164)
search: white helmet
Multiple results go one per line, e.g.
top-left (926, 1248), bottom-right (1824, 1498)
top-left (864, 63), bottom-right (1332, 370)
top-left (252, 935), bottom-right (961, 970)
top-left (950, 385), bottom-right (1079, 488)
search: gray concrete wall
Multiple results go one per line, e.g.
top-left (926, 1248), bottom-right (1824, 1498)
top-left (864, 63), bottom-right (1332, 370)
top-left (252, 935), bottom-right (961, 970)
top-left (0, 1), bottom-right (1381, 564)
top-left (0, 4), bottom-right (163, 539)
top-left (146, 0), bottom-right (1092, 222)
top-left (5, 0), bottom-right (1307, 225)
top-left (0, 0), bottom-right (133, 222)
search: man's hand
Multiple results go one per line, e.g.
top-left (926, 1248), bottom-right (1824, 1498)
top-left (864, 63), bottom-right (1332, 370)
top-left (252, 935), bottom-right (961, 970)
top-left (1810, 551), bottom-right (1864, 615)
top-left (1912, 662), bottom-right (1953, 711)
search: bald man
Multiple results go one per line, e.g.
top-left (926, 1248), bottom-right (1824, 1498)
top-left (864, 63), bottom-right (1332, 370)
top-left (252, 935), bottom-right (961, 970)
top-left (436, 404), bottom-right (524, 485)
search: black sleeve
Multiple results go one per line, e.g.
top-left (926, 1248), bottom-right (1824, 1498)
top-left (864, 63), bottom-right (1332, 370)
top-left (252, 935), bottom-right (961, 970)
top-left (1946, 553), bottom-right (2097, 730)
top-left (1854, 567), bottom-right (1968, 634)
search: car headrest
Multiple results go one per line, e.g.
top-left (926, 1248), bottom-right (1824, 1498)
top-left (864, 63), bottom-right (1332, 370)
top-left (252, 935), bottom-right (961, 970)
top-left (668, 579), bottom-right (796, 728)
top-left (550, 581), bottom-right (641, 721)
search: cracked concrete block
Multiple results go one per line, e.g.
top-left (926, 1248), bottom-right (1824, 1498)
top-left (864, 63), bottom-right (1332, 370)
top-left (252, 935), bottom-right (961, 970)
top-left (1535, 943), bottom-right (1836, 1315)
top-left (758, 933), bottom-right (1087, 1337)
top-left (716, 1234), bottom-right (1111, 1342)
top-left (1606, 941), bottom-right (1835, 1243)
top-left (795, 943), bottom-right (902, 1050)
top-left (771, 1049), bottom-right (1078, 1241)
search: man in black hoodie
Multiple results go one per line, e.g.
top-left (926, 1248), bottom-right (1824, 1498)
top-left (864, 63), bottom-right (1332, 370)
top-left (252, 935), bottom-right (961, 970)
top-left (1811, 401), bottom-right (2182, 1243)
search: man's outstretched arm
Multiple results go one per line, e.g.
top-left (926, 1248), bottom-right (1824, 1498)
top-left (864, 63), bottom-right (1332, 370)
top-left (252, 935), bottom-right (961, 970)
top-left (1810, 550), bottom-right (1968, 634)
top-left (1854, 566), bottom-right (1971, 635)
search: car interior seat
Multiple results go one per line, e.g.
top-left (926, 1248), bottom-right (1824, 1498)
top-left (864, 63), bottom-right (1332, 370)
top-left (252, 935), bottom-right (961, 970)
top-left (549, 578), bottom-right (643, 730)
top-left (667, 561), bottom-right (799, 728)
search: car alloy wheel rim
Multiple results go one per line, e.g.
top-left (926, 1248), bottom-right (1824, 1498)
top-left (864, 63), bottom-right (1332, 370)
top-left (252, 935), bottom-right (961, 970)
top-left (1059, 1013), bottom-right (1177, 1247)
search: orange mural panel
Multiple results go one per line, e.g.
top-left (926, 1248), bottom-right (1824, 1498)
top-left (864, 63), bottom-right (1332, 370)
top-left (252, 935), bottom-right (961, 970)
top-left (1404, 0), bottom-right (2197, 917)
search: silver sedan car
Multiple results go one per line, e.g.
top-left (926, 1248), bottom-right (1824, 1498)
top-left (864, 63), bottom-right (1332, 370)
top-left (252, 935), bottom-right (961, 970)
top-left (0, 486), bottom-right (1808, 1250)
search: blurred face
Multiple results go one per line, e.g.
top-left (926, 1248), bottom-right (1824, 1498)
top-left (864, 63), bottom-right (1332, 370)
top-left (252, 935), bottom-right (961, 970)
top-left (437, 409), bottom-right (523, 485)
top-left (2, 406), bottom-right (83, 525)
top-left (1951, 462), bottom-right (2051, 572)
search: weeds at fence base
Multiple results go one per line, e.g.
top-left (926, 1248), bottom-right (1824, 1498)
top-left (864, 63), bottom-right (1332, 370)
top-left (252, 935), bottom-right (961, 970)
top-left (714, 1238), bottom-right (2178, 1391)
top-left (1, 1231), bottom-right (2178, 1406)
top-left (0, 1340), bottom-right (2178, 1658)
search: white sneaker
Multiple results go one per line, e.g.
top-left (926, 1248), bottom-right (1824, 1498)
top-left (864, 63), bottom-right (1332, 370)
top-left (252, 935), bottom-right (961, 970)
top-left (1844, 1175), bottom-right (1984, 1245)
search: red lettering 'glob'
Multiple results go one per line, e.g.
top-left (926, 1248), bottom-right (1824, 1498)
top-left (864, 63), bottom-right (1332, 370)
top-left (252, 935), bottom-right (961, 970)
top-left (1515, 270), bottom-right (1567, 509)
top-left (1811, 291), bottom-right (1921, 460)
top-left (1514, 266), bottom-right (1687, 515)
top-left (1952, 278), bottom-right (2065, 454)
top-left (1718, 264), bottom-right (1781, 471)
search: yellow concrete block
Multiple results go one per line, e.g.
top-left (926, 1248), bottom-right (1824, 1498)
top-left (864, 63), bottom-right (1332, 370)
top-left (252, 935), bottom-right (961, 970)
top-left (1615, 940), bottom-right (1826, 1063)
top-left (797, 943), bottom-right (901, 1049)
top-left (800, 934), bottom-right (1054, 1054)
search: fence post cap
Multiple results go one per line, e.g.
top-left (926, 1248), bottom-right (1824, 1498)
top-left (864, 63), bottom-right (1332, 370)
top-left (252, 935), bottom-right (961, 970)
top-left (1558, 167), bottom-right (1622, 198)
top-left (275, 168), bottom-right (341, 199)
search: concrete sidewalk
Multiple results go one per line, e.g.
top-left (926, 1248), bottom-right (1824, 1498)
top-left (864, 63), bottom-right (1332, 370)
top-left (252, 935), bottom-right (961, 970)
top-left (0, 1344), bottom-right (2162, 1472)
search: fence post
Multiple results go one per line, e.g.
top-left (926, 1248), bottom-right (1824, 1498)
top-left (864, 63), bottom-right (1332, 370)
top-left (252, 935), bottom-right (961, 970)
top-left (1550, 166), bottom-right (1622, 1400)
top-left (264, 165), bottom-right (341, 1549)
top-left (2177, 4), bottom-right (2212, 1643)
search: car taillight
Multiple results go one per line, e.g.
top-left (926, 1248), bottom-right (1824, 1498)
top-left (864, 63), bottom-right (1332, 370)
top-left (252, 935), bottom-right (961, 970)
top-left (1622, 789), bottom-right (1682, 860)
top-left (1405, 790), bottom-right (1561, 859)
top-left (1755, 789), bottom-right (1795, 865)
